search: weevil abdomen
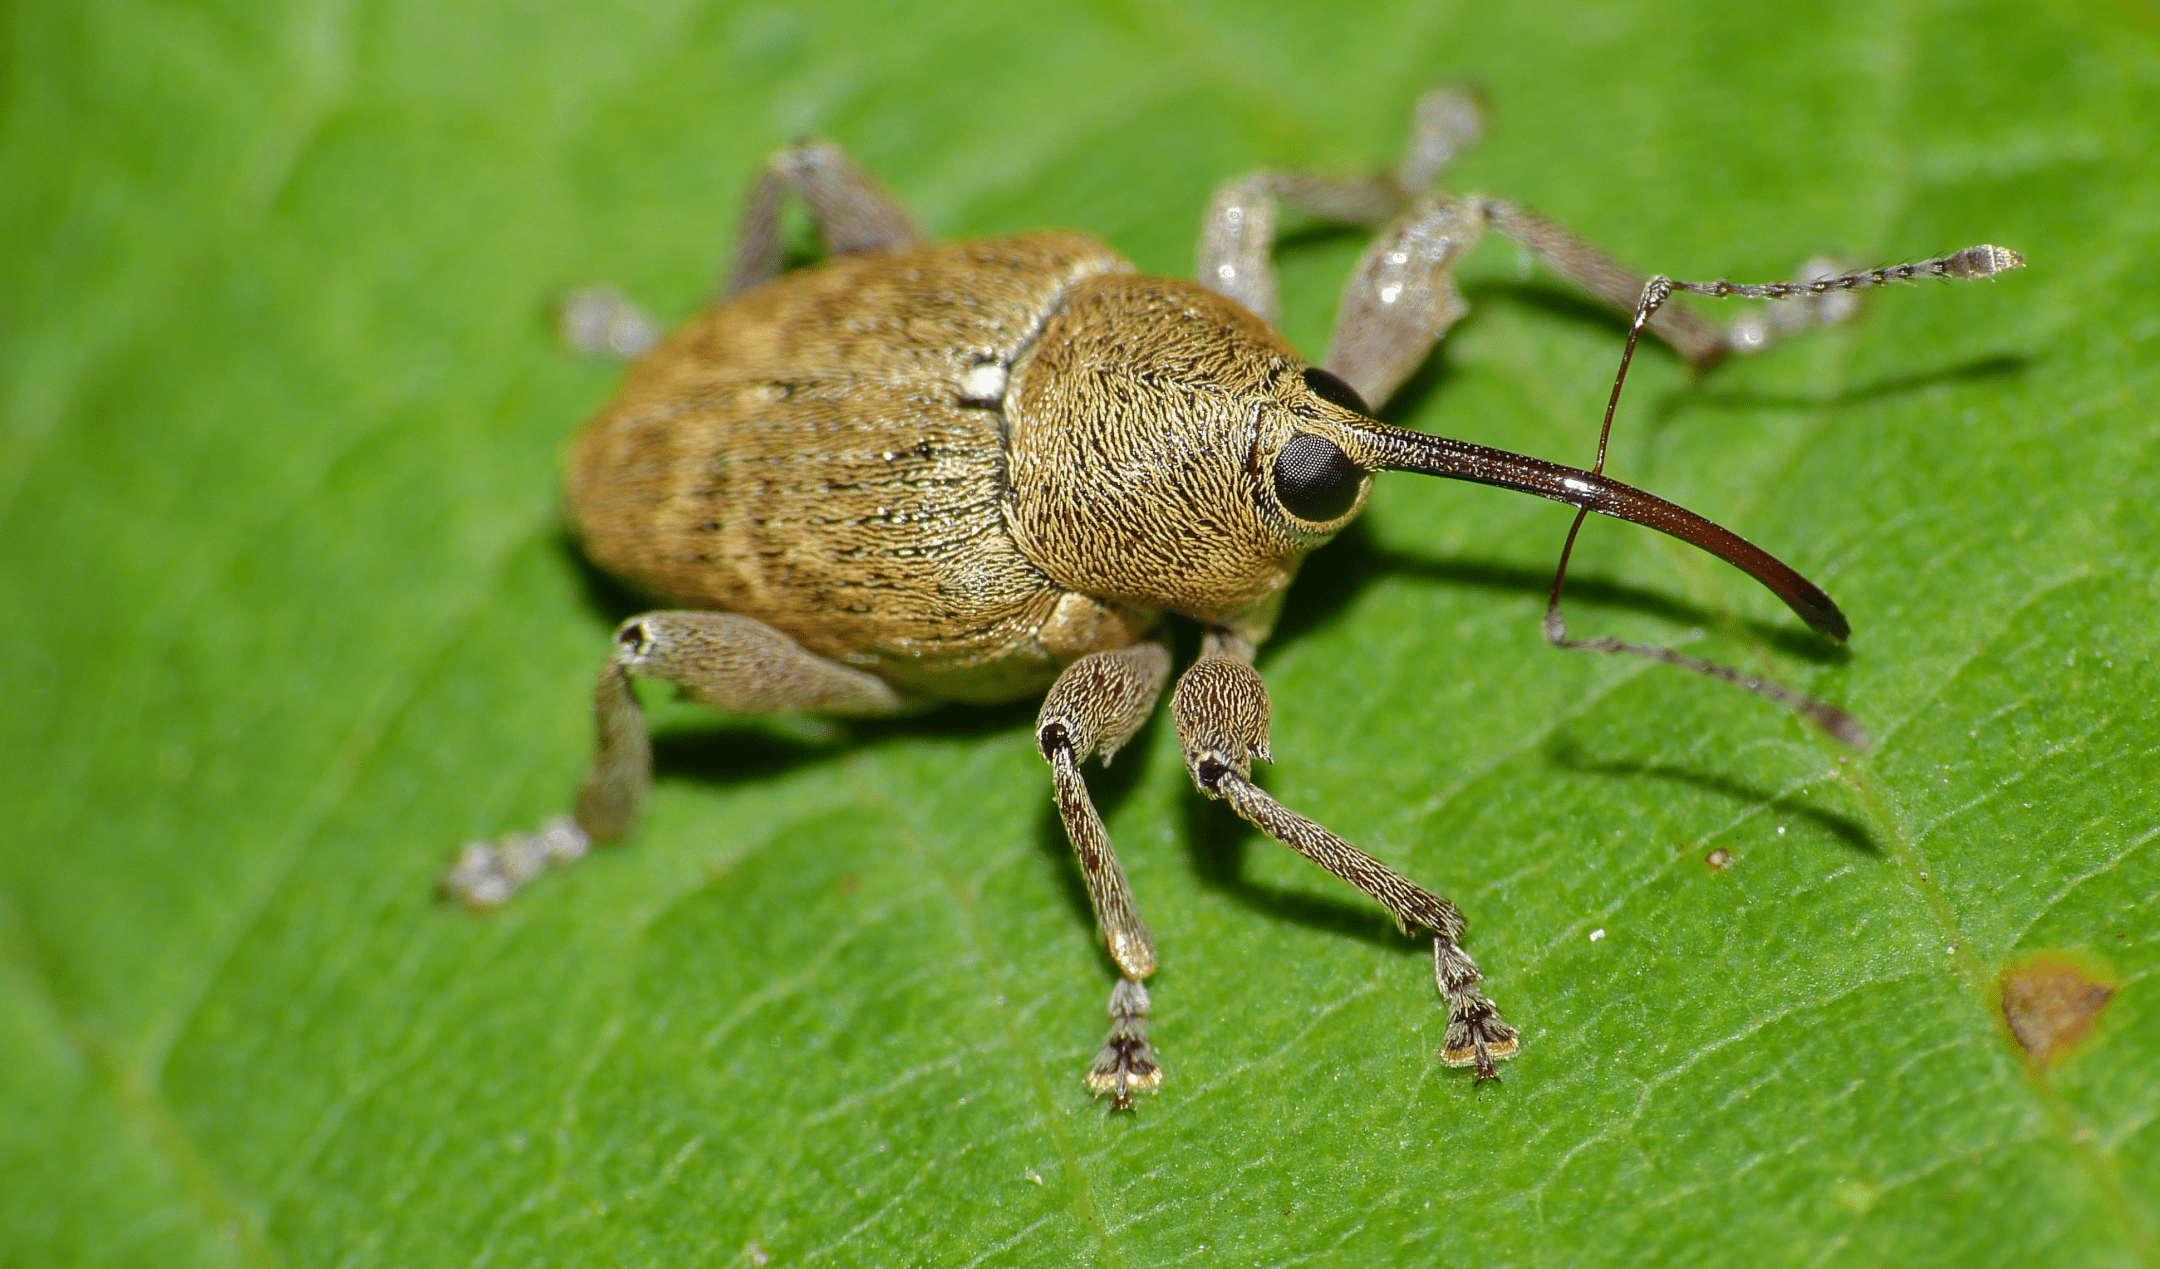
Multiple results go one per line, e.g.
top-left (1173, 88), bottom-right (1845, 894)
top-left (567, 231), bottom-right (1151, 702)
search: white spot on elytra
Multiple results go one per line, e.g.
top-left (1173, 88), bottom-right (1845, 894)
top-left (961, 362), bottom-right (1007, 403)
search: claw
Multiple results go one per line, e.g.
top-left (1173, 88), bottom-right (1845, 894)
top-left (1086, 977), bottom-right (1161, 1110)
top-left (1434, 935), bottom-right (1520, 1078)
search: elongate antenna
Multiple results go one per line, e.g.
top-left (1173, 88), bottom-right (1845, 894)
top-left (1353, 245), bottom-right (2024, 748)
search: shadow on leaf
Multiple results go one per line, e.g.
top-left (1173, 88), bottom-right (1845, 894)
top-left (1544, 731), bottom-right (1880, 856)
top-left (1677, 350), bottom-right (2031, 414)
top-left (1181, 793), bottom-right (1417, 953)
top-left (1272, 519), bottom-right (1849, 666)
top-left (651, 697), bottom-right (1040, 789)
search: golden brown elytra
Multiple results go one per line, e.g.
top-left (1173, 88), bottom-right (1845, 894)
top-left (444, 92), bottom-right (2022, 1108)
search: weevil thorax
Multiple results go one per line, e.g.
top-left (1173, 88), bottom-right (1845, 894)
top-left (1002, 274), bottom-right (1374, 634)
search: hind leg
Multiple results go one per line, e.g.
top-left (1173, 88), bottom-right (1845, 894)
top-left (443, 612), bottom-right (907, 908)
top-left (725, 139), bottom-right (923, 296)
top-left (558, 139), bottom-right (922, 358)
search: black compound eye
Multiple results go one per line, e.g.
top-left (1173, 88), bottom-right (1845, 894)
top-left (1273, 433), bottom-right (1366, 522)
top-left (1301, 366), bottom-right (1370, 416)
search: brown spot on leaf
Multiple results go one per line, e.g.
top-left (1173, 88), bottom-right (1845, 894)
top-left (1999, 952), bottom-right (2115, 1067)
top-left (836, 872), bottom-right (860, 896)
top-left (1705, 847), bottom-right (1732, 871)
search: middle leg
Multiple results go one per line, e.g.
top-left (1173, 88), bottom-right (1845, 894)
top-left (1196, 88), bottom-right (1486, 325)
top-left (557, 138), bottom-right (923, 360)
top-left (1325, 194), bottom-right (1870, 411)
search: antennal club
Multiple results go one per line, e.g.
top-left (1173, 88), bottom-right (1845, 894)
top-left (1541, 244), bottom-right (2025, 749)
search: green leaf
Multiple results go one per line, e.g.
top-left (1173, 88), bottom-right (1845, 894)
top-left (5, 1), bottom-right (2157, 1265)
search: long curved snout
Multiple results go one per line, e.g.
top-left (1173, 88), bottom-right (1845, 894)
top-left (1348, 422), bottom-right (1849, 642)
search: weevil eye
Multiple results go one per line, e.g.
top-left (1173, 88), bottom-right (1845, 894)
top-left (1273, 432), bottom-right (1366, 522)
top-left (1301, 366), bottom-right (1370, 416)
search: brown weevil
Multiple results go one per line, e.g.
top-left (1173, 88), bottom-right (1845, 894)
top-left (444, 92), bottom-right (2022, 1107)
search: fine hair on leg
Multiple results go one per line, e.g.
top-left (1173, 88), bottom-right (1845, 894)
top-left (1198, 170), bottom-right (1409, 324)
top-left (1326, 196), bottom-right (1485, 410)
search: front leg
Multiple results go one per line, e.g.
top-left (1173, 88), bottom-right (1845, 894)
top-left (1036, 641), bottom-right (1173, 1108)
top-left (1170, 634), bottom-right (1519, 1079)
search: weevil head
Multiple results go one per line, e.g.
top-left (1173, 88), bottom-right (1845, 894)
top-left (999, 272), bottom-right (1853, 659)
top-left (1001, 274), bottom-right (1378, 628)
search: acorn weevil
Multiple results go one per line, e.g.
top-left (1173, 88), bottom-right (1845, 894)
top-left (444, 92), bottom-right (2022, 1107)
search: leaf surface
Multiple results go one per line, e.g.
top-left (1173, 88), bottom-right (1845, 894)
top-left (4, 1), bottom-right (2157, 1265)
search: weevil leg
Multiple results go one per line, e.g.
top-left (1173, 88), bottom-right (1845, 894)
top-left (1169, 633), bottom-right (1519, 1080)
top-left (442, 611), bottom-right (907, 908)
top-left (1316, 89), bottom-right (1872, 401)
top-left (556, 286), bottom-right (662, 359)
top-left (1036, 641), bottom-right (1174, 1108)
top-left (1472, 199), bottom-right (1864, 368)
top-left (1322, 194), bottom-right (1872, 408)
top-left (1199, 169), bottom-right (1409, 324)
top-left (1397, 87), bottom-right (1486, 192)
top-left (556, 141), bottom-right (919, 356)
top-left (726, 139), bottom-right (923, 296)
top-left (1326, 196), bottom-right (1487, 410)
top-left (1196, 89), bottom-right (1485, 323)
